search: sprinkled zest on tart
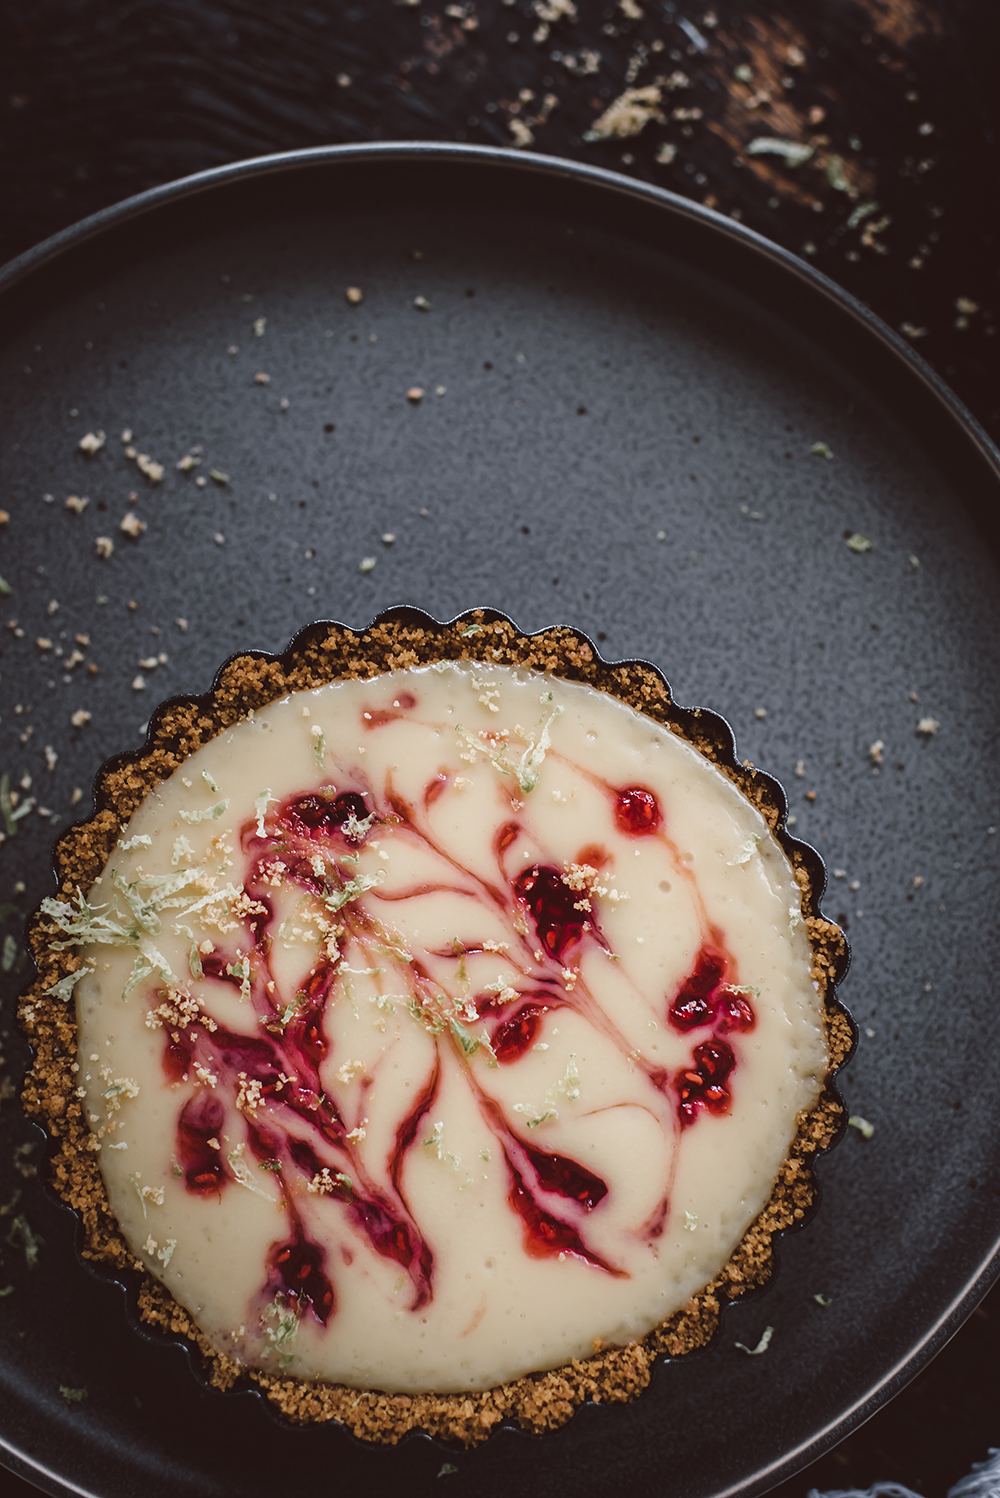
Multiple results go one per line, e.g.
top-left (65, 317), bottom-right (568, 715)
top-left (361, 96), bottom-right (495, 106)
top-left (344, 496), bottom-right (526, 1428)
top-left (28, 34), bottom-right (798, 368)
top-left (21, 614), bottom-right (849, 1446)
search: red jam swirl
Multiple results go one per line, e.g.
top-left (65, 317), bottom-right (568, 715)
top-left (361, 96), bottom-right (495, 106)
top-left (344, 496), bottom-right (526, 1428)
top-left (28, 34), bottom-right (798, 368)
top-left (177, 1093), bottom-right (227, 1196)
top-left (666, 942), bottom-right (755, 1127)
top-left (668, 945), bottom-right (729, 1032)
top-left (505, 1154), bottom-right (623, 1274)
top-left (614, 786), bottom-right (662, 836)
top-left (512, 865), bottom-right (590, 962)
top-left (152, 757), bottom-right (749, 1333)
top-left (674, 1038), bottom-right (737, 1127)
top-left (267, 1225), bottom-right (335, 1323)
top-left (491, 1001), bottom-right (548, 1062)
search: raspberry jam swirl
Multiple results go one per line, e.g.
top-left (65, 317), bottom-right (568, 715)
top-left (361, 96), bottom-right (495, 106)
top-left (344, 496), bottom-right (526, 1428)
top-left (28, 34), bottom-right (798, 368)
top-left (72, 665), bottom-right (826, 1393)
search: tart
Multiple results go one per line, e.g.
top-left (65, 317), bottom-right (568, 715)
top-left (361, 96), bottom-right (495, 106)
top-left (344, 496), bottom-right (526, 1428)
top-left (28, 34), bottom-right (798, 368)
top-left (20, 609), bottom-right (851, 1445)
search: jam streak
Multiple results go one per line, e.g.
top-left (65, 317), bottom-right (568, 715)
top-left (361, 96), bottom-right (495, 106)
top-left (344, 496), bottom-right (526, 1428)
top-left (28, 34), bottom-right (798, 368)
top-left (490, 1000), bottom-right (549, 1062)
top-left (161, 787), bottom-right (437, 1328)
top-left (177, 1093), bottom-right (226, 1195)
top-left (547, 755), bottom-right (757, 1129)
top-left (153, 722), bottom-right (750, 1340)
top-left (666, 941), bottom-right (755, 1127)
top-left (512, 865), bottom-right (592, 962)
top-left (505, 1152), bottom-right (623, 1275)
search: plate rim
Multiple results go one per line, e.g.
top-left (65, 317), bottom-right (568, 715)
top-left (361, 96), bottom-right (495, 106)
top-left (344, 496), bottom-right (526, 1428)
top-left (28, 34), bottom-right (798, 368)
top-left (2, 139), bottom-right (999, 1498)
top-left (1, 140), bottom-right (999, 495)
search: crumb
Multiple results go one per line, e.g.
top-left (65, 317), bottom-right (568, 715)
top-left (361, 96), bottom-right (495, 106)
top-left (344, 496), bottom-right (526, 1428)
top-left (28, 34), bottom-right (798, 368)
top-left (585, 86), bottom-right (664, 141)
top-left (136, 455), bottom-right (163, 484)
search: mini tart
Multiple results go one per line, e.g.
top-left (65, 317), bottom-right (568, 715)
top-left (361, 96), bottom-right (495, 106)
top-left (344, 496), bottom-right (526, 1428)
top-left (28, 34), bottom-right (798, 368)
top-left (20, 609), bottom-right (851, 1447)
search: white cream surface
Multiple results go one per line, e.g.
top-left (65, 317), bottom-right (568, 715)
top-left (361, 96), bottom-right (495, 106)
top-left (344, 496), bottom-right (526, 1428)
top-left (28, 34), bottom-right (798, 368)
top-left (71, 664), bottom-right (826, 1393)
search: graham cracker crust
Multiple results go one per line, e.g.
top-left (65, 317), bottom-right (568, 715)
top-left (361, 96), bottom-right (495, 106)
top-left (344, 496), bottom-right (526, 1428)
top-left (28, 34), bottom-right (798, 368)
top-left (19, 608), bottom-right (852, 1446)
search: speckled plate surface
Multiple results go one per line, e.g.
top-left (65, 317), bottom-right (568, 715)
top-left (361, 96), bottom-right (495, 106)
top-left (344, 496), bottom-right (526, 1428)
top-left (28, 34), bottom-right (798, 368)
top-left (1, 144), bottom-right (999, 1498)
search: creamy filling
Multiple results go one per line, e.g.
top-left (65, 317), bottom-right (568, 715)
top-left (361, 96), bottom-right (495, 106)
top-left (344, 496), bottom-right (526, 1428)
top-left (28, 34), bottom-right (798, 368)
top-left (63, 664), bottom-right (826, 1392)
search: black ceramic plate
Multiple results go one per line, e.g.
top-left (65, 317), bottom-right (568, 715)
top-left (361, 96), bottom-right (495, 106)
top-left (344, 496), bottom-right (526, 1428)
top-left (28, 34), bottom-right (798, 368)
top-left (1, 144), bottom-right (999, 1498)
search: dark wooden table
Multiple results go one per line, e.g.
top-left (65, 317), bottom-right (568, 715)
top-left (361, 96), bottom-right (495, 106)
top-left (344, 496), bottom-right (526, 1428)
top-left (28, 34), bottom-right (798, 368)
top-left (1, 3), bottom-right (997, 1494)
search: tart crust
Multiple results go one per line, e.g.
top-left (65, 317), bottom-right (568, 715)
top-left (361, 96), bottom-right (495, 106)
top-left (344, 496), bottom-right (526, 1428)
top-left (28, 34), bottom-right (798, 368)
top-left (20, 609), bottom-right (851, 1446)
